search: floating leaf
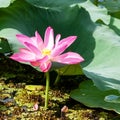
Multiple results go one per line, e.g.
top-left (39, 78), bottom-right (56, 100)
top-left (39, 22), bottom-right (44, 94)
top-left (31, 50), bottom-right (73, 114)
top-left (70, 80), bottom-right (120, 114)
top-left (25, 85), bottom-right (44, 91)
top-left (56, 64), bottom-right (83, 75)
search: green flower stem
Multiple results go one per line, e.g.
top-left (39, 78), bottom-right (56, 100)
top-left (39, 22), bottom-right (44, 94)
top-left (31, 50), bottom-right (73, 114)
top-left (54, 71), bottom-right (60, 86)
top-left (45, 72), bottom-right (50, 109)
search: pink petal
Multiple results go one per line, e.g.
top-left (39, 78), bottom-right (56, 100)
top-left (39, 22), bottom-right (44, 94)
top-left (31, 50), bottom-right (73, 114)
top-left (16, 34), bottom-right (32, 46)
top-left (51, 44), bottom-right (68, 57)
top-left (35, 31), bottom-right (44, 49)
top-left (24, 42), bottom-right (42, 58)
top-left (19, 48), bottom-right (33, 54)
top-left (58, 36), bottom-right (77, 48)
top-left (30, 61), bottom-right (40, 66)
top-left (55, 34), bottom-right (61, 47)
top-left (53, 52), bottom-right (84, 64)
top-left (19, 48), bottom-right (42, 60)
top-left (16, 34), bottom-right (41, 48)
top-left (33, 103), bottom-right (39, 111)
top-left (30, 56), bottom-right (49, 67)
top-left (30, 37), bottom-right (39, 46)
top-left (39, 61), bottom-right (52, 72)
top-left (44, 26), bottom-right (54, 50)
top-left (10, 53), bottom-right (23, 62)
top-left (10, 52), bottom-right (35, 62)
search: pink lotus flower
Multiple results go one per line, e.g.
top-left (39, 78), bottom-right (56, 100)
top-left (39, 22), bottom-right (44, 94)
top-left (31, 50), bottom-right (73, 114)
top-left (10, 26), bottom-right (84, 72)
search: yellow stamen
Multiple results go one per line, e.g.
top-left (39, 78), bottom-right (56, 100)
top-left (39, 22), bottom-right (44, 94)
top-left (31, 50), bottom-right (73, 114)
top-left (42, 49), bottom-right (51, 56)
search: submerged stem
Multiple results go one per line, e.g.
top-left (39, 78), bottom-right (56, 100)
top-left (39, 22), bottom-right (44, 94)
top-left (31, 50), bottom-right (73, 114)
top-left (54, 70), bottom-right (61, 86)
top-left (45, 72), bottom-right (50, 109)
top-left (54, 72), bottom-right (60, 86)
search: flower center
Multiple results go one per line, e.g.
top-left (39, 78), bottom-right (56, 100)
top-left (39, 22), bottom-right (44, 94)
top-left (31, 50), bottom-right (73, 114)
top-left (42, 49), bottom-right (51, 56)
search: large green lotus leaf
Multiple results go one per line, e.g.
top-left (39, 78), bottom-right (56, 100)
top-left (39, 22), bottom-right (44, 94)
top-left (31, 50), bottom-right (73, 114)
top-left (83, 25), bottom-right (120, 91)
top-left (70, 80), bottom-right (120, 114)
top-left (78, 0), bottom-right (110, 24)
top-left (25, 0), bottom-right (86, 9)
top-left (25, 0), bottom-right (110, 24)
